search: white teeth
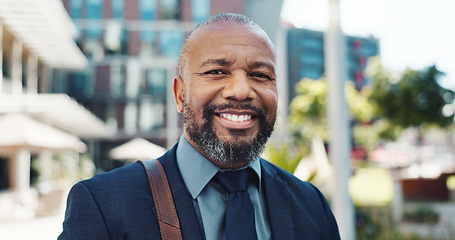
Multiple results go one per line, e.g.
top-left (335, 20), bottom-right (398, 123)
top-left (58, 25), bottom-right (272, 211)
top-left (220, 114), bottom-right (252, 122)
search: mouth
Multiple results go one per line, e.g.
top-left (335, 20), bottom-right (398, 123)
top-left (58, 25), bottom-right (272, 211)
top-left (203, 103), bottom-right (266, 131)
top-left (218, 113), bottom-right (253, 122)
top-left (213, 110), bottom-right (258, 129)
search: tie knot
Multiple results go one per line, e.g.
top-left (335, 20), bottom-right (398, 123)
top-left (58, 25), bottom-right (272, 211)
top-left (214, 169), bottom-right (250, 193)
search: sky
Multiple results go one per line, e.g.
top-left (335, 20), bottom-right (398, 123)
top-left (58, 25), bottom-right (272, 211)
top-left (281, 0), bottom-right (455, 90)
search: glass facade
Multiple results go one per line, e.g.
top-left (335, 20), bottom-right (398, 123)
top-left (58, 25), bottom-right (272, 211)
top-left (110, 60), bottom-right (124, 97)
top-left (126, 60), bottom-right (142, 99)
top-left (160, 0), bottom-right (180, 20)
top-left (111, 0), bottom-right (124, 19)
top-left (139, 97), bottom-right (164, 131)
top-left (139, 0), bottom-right (157, 20)
top-left (146, 68), bottom-right (167, 95)
top-left (86, 0), bottom-right (103, 39)
top-left (69, 0), bottom-right (83, 18)
top-left (139, 0), bottom-right (157, 56)
top-left (287, 27), bottom-right (379, 103)
top-left (192, 0), bottom-right (210, 22)
top-left (124, 101), bottom-right (138, 134)
top-left (69, 72), bottom-right (91, 97)
top-left (159, 30), bottom-right (184, 57)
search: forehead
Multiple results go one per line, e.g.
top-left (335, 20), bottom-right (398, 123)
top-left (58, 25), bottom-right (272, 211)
top-left (185, 22), bottom-right (275, 64)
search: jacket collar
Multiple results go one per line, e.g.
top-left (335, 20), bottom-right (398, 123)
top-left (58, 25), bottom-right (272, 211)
top-left (261, 159), bottom-right (295, 240)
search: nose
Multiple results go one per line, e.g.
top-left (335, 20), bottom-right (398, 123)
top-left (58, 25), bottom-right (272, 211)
top-left (221, 71), bottom-right (256, 101)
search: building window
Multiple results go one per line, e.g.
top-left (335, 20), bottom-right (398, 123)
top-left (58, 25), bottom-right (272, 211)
top-left (112, 0), bottom-right (124, 19)
top-left (192, 0), bottom-right (210, 22)
top-left (104, 21), bottom-right (125, 54)
top-left (160, 0), bottom-right (180, 20)
top-left (70, 0), bottom-right (83, 18)
top-left (86, 0), bottom-right (104, 39)
top-left (146, 68), bottom-right (167, 95)
top-left (139, 31), bottom-right (157, 56)
top-left (159, 30), bottom-right (184, 57)
top-left (139, 97), bottom-right (164, 131)
top-left (106, 102), bottom-right (118, 131)
top-left (110, 60), bottom-right (124, 97)
top-left (301, 37), bottom-right (323, 49)
top-left (126, 60), bottom-right (142, 98)
top-left (300, 68), bottom-right (322, 80)
top-left (299, 53), bottom-right (323, 65)
top-left (69, 72), bottom-right (91, 97)
top-left (139, 0), bottom-right (157, 20)
top-left (124, 101), bottom-right (138, 134)
top-left (139, 0), bottom-right (157, 56)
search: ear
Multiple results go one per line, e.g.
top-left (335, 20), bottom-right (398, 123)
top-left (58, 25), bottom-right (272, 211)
top-left (173, 76), bottom-right (185, 113)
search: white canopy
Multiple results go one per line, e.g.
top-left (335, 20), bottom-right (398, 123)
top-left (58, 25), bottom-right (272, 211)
top-left (0, 94), bottom-right (112, 139)
top-left (0, 113), bottom-right (86, 153)
top-left (110, 138), bottom-right (167, 160)
top-left (0, 0), bottom-right (87, 69)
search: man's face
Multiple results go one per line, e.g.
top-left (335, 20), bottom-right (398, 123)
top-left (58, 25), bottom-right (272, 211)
top-left (173, 22), bottom-right (278, 169)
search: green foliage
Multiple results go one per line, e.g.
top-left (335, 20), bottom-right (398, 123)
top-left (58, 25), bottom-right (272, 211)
top-left (263, 142), bottom-right (302, 174)
top-left (368, 58), bottom-right (455, 130)
top-left (288, 59), bottom-right (455, 161)
top-left (353, 119), bottom-right (401, 150)
top-left (289, 79), bottom-right (329, 146)
top-left (403, 206), bottom-right (439, 225)
top-left (356, 207), bottom-right (432, 240)
top-left (289, 78), bottom-right (375, 153)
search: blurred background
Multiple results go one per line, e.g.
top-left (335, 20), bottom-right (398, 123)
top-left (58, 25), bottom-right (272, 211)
top-left (0, 0), bottom-right (454, 239)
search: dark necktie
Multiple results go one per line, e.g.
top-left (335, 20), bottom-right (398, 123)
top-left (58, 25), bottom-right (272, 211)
top-left (214, 169), bottom-right (258, 240)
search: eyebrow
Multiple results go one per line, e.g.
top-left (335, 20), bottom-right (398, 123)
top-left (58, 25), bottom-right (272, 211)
top-left (250, 61), bottom-right (275, 72)
top-left (200, 58), bottom-right (275, 72)
top-left (199, 58), bottom-right (230, 68)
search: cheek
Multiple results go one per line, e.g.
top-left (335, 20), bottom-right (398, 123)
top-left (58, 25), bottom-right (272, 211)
top-left (260, 87), bottom-right (278, 113)
top-left (188, 81), bottom-right (224, 105)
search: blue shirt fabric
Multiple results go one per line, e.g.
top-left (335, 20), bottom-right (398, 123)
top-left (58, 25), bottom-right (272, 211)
top-left (176, 135), bottom-right (272, 240)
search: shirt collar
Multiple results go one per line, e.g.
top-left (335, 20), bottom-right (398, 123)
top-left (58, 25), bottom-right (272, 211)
top-left (176, 135), bottom-right (261, 199)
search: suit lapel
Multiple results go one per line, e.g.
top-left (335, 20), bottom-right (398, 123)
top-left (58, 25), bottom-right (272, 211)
top-left (159, 144), bottom-right (205, 240)
top-left (261, 160), bottom-right (295, 240)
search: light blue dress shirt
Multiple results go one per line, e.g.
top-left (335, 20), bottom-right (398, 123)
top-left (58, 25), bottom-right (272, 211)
top-left (176, 135), bottom-right (271, 240)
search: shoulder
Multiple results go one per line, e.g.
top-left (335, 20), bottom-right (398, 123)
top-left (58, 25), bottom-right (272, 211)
top-left (82, 161), bottom-right (146, 187)
top-left (69, 162), bottom-right (149, 206)
top-left (75, 161), bottom-right (147, 196)
top-left (61, 161), bottom-right (164, 239)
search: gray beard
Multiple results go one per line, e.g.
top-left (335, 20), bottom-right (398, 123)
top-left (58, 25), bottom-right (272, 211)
top-left (183, 103), bottom-right (274, 167)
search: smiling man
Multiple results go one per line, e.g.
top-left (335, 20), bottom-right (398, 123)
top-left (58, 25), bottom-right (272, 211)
top-left (59, 13), bottom-right (340, 240)
top-left (174, 16), bottom-right (277, 170)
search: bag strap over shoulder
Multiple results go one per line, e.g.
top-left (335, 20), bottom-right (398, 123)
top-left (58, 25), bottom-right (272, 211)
top-left (139, 159), bottom-right (183, 240)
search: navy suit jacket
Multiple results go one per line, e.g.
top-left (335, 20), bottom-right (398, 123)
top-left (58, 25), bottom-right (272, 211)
top-left (59, 143), bottom-right (340, 239)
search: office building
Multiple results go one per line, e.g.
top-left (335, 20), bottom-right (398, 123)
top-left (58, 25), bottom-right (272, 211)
top-left (287, 27), bottom-right (379, 103)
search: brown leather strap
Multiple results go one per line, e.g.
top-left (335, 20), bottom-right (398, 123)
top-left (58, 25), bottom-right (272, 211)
top-left (140, 160), bottom-right (182, 240)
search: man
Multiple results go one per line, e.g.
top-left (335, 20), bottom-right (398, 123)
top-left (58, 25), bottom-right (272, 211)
top-left (59, 13), bottom-right (340, 239)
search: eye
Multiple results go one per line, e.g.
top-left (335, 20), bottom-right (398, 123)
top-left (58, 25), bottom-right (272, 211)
top-left (249, 72), bottom-right (273, 81)
top-left (204, 69), bottom-right (228, 75)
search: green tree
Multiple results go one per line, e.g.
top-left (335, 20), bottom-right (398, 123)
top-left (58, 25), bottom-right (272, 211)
top-left (288, 78), bottom-right (375, 156)
top-left (367, 58), bottom-right (454, 142)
